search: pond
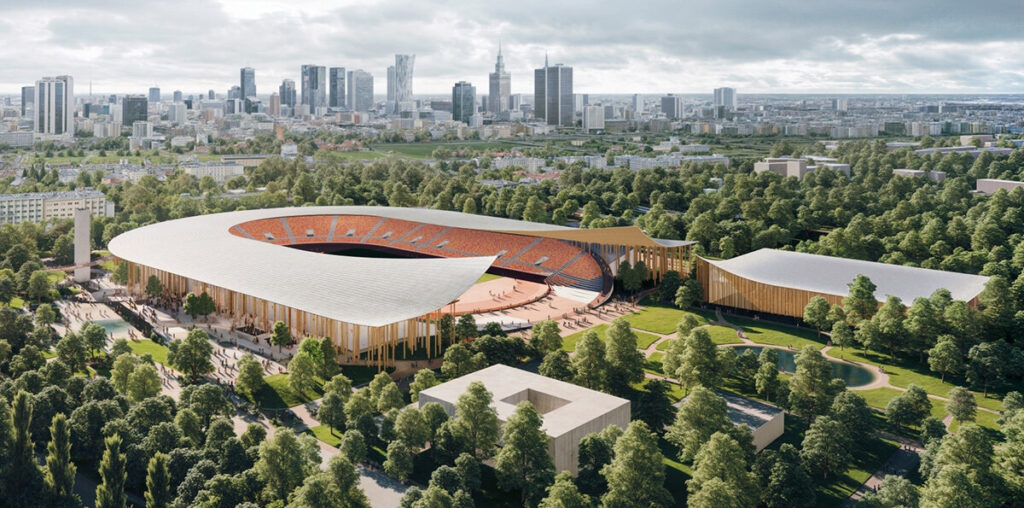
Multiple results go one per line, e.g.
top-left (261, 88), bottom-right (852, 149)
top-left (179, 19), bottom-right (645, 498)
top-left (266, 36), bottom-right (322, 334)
top-left (92, 318), bottom-right (134, 336)
top-left (730, 345), bottom-right (876, 388)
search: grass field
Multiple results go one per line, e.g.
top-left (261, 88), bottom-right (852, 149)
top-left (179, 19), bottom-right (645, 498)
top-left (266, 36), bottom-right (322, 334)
top-left (644, 352), bottom-right (665, 376)
top-left (561, 324), bottom-right (660, 351)
top-left (371, 141), bottom-right (516, 159)
top-left (723, 315), bottom-right (825, 349)
top-left (623, 305), bottom-right (709, 335)
top-left (128, 339), bottom-right (169, 365)
top-left (3, 297), bottom-right (25, 309)
top-left (330, 151), bottom-right (387, 161)
top-left (475, 273), bottom-right (503, 283)
top-left (46, 270), bottom-right (66, 284)
top-left (252, 373), bottom-right (324, 409)
top-left (307, 424), bottom-right (344, 447)
top-left (706, 325), bottom-right (743, 344)
top-left (826, 348), bottom-right (1002, 412)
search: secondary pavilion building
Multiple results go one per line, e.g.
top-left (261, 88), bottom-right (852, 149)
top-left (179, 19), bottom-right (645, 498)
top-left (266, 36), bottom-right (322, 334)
top-left (108, 206), bottom-right (692, 368)
top-left (696, 248), bottom-right (990, 318)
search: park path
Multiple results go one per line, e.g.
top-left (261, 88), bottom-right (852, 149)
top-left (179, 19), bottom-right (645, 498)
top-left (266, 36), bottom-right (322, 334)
top-left (841, 431), bottom-right (923, 507)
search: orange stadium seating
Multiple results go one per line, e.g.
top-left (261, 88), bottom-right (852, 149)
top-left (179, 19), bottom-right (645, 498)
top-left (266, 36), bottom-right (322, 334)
top-left (364, 218), bottom-right (422, 246)
top-left (285, 215), bottom-right (336, 244)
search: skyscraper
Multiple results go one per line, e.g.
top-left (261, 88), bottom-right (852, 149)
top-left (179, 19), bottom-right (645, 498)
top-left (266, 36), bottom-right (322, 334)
top-left (172, 90), bottom-right (183, 102)
top-left (488, 43), bottom-right (511, 114)
top-left (20, 86), bottom-right (34, 117)
top-left (279, 79), bottom-right (296, 107)
top-left (228, 86), bottom-right (241, 99)
top-left (122, 95), bottom-right (147, 127)
top-left (713, 87), bottom-right (737, 111)
top-left (240, 67), bottom-right (256, 99)
top-left (34, 76), bottom-right (74, 136)
top-left (661, 94), bottom-right (681, 119)
top-left (452, 81), bottom-right (476, 124)
top-left (393, 54), bottom-right (414, 112)
top-left (534, 55), bottom-right (574, 126)
top-left (301, 64), bottom-right (327, 113)
top-left (632, 93), bottom-right (641, 113)
top-left (329, 67), bottom-right (346, 109)
top-left (269, 92), bottom-right (281, 116)
top-left (208, 89), bottom-right (215, 100)
top-left (349, 70), bottom-right (374, 112)
top-left (148, 87), bottom-right (160, 103)
top-left (386, 65), bottom-right (396, 109)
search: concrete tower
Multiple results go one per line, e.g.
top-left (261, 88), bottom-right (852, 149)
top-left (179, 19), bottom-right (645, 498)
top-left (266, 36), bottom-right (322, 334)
top-left (73, 208), bottom-right (90, 282)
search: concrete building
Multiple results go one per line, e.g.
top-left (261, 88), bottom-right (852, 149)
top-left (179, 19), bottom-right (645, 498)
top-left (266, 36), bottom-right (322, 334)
top-left (181, 162), bottom-right (245, 183)
top-left (74, 208), bottom-right (90, 282)
top-left (279, 79), bottom-right (297, 108)
top-left (329, 67), bottom-right (346, 109)
top-left (418, 365), bottom-right (629, 474)
top-left (582, 105), bottom-right (605, 132)
top-left (488, 44), bottom-right (511, 114)
top-left (832, 98), bottom-right (848, 112)
top-left (348, 70), bottom-right (374, 112)
top-left (976, 178), bottom-right (1024, 195)
top-left (720, 391), bottom-right (784, 452)
top-left (122, 95), bottom-right (147, 127)
top-left (386, 65), bottom-right (396, 109)
top-left (301, 65), bottom-right (327, 113)
top-left (148, 87), bottom-right (160, 103)
top-left (892, 169), bottom-right (946, 182)
top-left (240, 67), bottom-right (256, 99)
top-left (172, 90), bottom-right (183, 103)
top-left (0, 189), bottom-right (114, 225)
top-left (452, 81), bottom-right (476, 124)
top-left (534, 56), bottom-right (574, 127)
top-left (753, 157), bottom-right (808, 178)
top-left (393, 54), bottom-right (415, 113)
top-left (714, 87), bottom-right (737, 111)
top-left (34, 75), bottom-right (74, 136)
top-left (661, 94), bottom-right (681, 120)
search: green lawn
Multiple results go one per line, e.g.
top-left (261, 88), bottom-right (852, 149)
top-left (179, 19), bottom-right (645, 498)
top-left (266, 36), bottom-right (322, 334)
top-left (46, 270), bottom-right (66, 284)
top-left (826, 348), bottom-right (1002, 412)
top-left (475, 273), bottom-right (503, 283)
top-left (644, 352), bottom-right (665, 376)
top-left (371, 141), bottom-right (516, 159)
top-left (706, 325), bottom-right (743, 345)
top-left (655, 339), bottom-right (676, 352)
top-left (307, 424), bottom-right (344, 447)
top-left (722, 315), bottom-right (825, 349)
top-left (42, 348), bottom-right (56, 359)
top-left (561, 324), bottom-right (659, 351)
top-left (128, 339), bottom-right (169, 365)
top-left (623, 306), bottom-right (709, 335)
top-left (252, 373), bottom-right (325, 409)
top-left (3, 297), bottom-right (25, 309)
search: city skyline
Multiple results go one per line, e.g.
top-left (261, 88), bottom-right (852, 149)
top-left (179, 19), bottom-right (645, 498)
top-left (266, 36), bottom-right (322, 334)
top-left (2, 0), bottom-right (1023, 96)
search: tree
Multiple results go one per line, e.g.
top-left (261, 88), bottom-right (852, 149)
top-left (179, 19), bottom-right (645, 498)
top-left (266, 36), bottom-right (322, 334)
top-left (80, 321), bottom-right (108, 359)
top-left (318, 337), bottom-right (339, 378)
top-left (496, 401), bottom-right (555, 505)
top-left (27, 270), bottom-right (52, 301)
top-left (997, 411), bottom-right (1024, 501)
top-left (8, 391), bottom-right (44, 504)
top-left (235, 352), bottom-right (266, 400)
top-left (180, 383), bottom-right (233, 428)
top-left (35, 303), bottom-right (56, 327)
top-left (666, 386), bottom-right (731, 461)
top-left (673, 328), bottom-right (722, 392)
top-left (830, 321), bottom-right (855, 350)
top-left (144, 452), bottom-right (171, 508)
top-left (753, 443), bottom-right (815, 508)
top-left (829, 391), bottom-right (873, 442)
top-left (453, 381), bottom-right (501, 459)
top-left (145, 275), bottom-right (163, 298)
top-left (788, 345), bottom-right (839, 419)
top-left (906, 297), bottom-right (942, 362)
top-left (571, 330), bottom-right (607, 390)
top-left (324, 373), bottom-right (354, 402)
top-left (341, 430), bottom-right (367, 464)
top-left (441, 343), bottom-right (483, 379)
top-left (113, 353), bottom-right (142, 393)
top-left (343, 390), bottom-right (375, 438)
top-left (539, 471), bottom-right (591, 508)
top-left (919, 465), bottom-right (986, 508)
top-left (967, 340), bottom-right (1022, 397)
top-left (946, 386), bottom-right (977, 424)
top-left (289, 351), bottom-right (318, 398)
top-left (56, 331), bottom-right (86, 374)
top-left (860, 475), bottom-right (919, 508)
top-left (394, 407), bottom-right (429, 450)
top-left (95, 434), bottom-right (127, 508)
top-left (800, 416), bottom-right (851, 480)
top-left (843, 274), bottom-right (878, 323)
top-left (927, 335), bottom-right (962, 382)
top-left (920, 417), bottom-right (947, 447)
top-left (183, 292), bottom-right (200, 319)
top-left (44, 413), bottom-right (78, 506)
top-left (255, 428), bottom-right (320, 502)
top-left (674, 278), bottom-right (703, 310)
top-left (677, 314), bottom-right (701, 336)
top-left (803, 296), bottom-right (831, 337)
top-left (535, 350), bottom-right (572, 382)
top-left (576, 426), bottom-right (620, 498)
top-left (885, 395), bottom-right (917, 433)
top-left (166, 328), bottom-right (214, 381)
top-left (688, 432), bottom-right (759, 508)
top-left (530, 320), bottom-right (562, 356)
top-left (980, 275), bottom-right (1015, 340)
top-left (872, 296), bottom-right (906, 360)
top-left (384, 440), bottom-right (414, 482)
top-left (271, 320), bottom-right (292, 351)
top-left (754, 348), bottom-right (780, 402)
top-left (600, 421), bottom-right (672, 508)
top-left (406, 369), bottom-right (437, 403)
top-left (128, 363), bottom-right (161, 401)
top-left (633, 379), bottom-right (676, 432)
top-left (604, 318), bottom-right (644, 392)
top-left (656, 271), bottom-right (683, 302)
top-left (111, 261), bottom-right (130, 285)
top-left (318, 391), bottom-right (347, 436)
top-left (455, 314), bottom-right (478, 340)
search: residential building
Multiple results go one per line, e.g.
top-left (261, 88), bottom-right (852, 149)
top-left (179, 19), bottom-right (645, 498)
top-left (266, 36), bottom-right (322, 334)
top-left (714, 87), bottom-right (737, 111)
top-left (488, 44), bottom-right (511, 114)
top-left (534, 56), bottom-right (574, 126)
top-left (452, 81), bottom-right (476, 124)
top-left (34, 75), bottom-right (74, 136)
top-left (582, 105), bottom-right (605, 132)
top-left (0, 189), bottom-right (114, 225)
top-left (329, 67), bottom-right (346, 108)
top-left (240, 67), bottom-right (256, 98)
top-left (181, 162), bottom-right (245, 183)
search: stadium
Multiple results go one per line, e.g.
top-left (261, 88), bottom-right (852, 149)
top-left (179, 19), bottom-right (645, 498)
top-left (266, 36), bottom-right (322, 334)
top-left (108, 206), bottom-right (692, 367)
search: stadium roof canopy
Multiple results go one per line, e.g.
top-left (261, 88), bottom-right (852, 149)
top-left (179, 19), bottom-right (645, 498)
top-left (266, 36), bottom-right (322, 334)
top-left (705, 248), bottom-right (990, 303)
top-left (109, 206), bottom-right (685, 327)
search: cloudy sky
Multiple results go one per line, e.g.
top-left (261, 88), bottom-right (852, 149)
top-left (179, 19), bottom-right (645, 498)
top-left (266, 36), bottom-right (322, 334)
top-left (2, 0), bottom-right (1023, 96)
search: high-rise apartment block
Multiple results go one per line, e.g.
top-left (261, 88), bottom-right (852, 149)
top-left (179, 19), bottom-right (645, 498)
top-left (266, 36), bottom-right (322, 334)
top-left (240, 67), bottom-right (256, 99)
top-left (714, 87), bottom-right (737, 111)
top-left (488, 44), bottom-right (511, 114)
top-left (0, 189), bottom-right (113, 225)
top-left (534, 56), bottom-right (573, 126)
top-left (452, 81), bottom-right (476, 124)
top-left (34, 76), bottom-right (74, 136)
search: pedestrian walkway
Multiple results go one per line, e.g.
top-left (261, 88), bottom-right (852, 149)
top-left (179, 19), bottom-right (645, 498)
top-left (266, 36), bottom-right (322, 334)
top-left (843, 433), bottom-right (922, 507)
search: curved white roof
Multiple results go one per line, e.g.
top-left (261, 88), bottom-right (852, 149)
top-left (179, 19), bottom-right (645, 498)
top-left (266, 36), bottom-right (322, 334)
top-left (109, 206), bottom-right (567, 327)
top-left (707, 248), bottom-right (989, 303)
